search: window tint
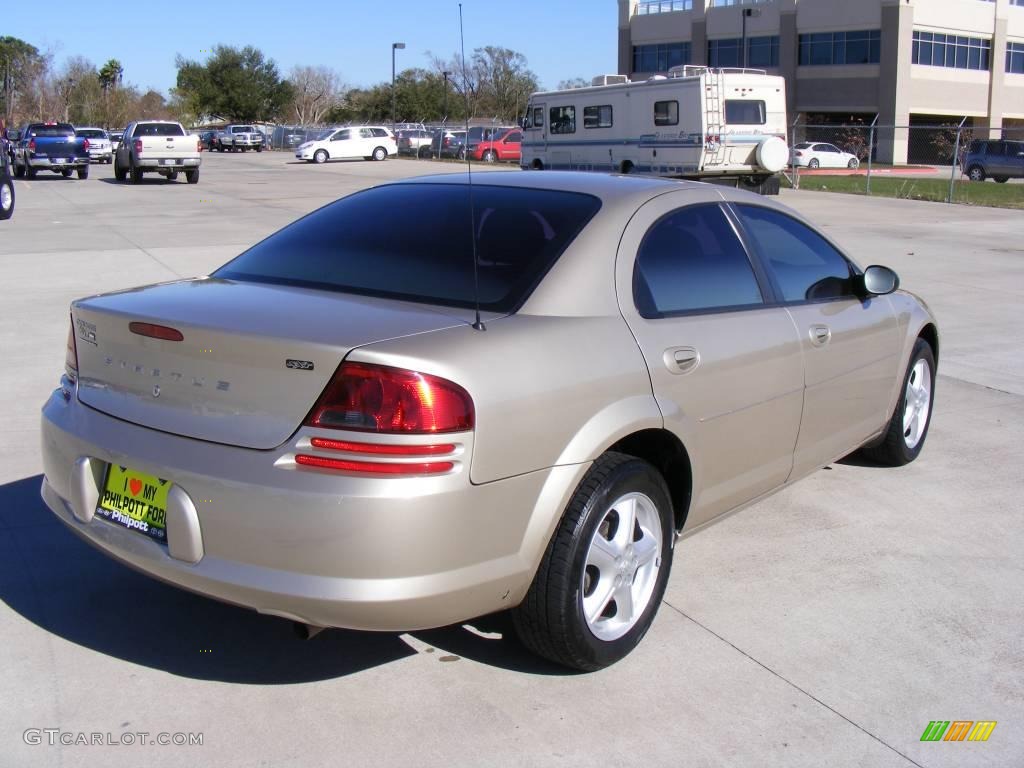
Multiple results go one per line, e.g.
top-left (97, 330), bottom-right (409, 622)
top-left (654, 101), bottom-right (678, 126)
top-left (531, 107), bottom-right (544, 128)
top-left (550, 106), bottom-right (576, 134)
top-left (371, 128), bottom-right (389, 137)
top-left (76, 129), bottom-right (107, 138)
top-left (215, 185), bottom-right (602, 314)
top-left (27, 123), bottom-right (75, 137)
top-left (584, 105), bottom-right (613, 129)
top-left (506, 131), bottom-right (522, 143)
top-left (736, 205), bottom-right (854, 302)
top-left (133, 123), bottom-right (184, 137)
top-left (724, 100), bottom-right (766, 125)
top-left (633, 205), bottom-right (764, 318)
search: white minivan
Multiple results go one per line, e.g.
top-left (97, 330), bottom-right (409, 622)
top-left (295, 126), bottom-right (397, 163)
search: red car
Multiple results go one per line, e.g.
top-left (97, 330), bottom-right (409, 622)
top-left (470, 128), bottom-right (522, 163)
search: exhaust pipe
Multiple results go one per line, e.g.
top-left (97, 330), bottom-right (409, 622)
top-left (293, 622), bottom-right (326, 640)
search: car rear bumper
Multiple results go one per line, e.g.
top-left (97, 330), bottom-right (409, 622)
top-left (135, 158), bottom-right (201, 170)
top-left (40, 385), bottom-right (566, 631)
top-left (27, 157), bottom-right (88, 168)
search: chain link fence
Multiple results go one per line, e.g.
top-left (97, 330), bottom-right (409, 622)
top-left (786, 117), bottom-right (1024, 205)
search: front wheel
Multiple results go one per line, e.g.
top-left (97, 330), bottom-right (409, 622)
top-left (313, 149), bottom-right (328, 164)
top-left (372, 146), bottom-right (388, 161)
top-left (483, 150), bottom-right (497, 163)
top-left (77, 166), bottom-right (88, 180)
top-left (861, 338), bottom-right (936, 466)
top-left (512, 452), bottom-right (674, 671)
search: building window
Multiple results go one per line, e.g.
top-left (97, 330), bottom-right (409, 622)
top-left (746, 36), bottom-right (780, 67)
top-left (798, 30), bottom-right (881, 66)
top-left (549, 106), bottom-right (576, 135)
top-left (912, 31), bottom-right (990, 71)
top-left (654, 101), bottom-right (679, 126)
top-left (709, 38), bottom-right (743, 68)
top-left (632, 42), bottom-right (691, 73)
top-left (1007, 42), bottom-right (1024, 74)
top-left (583, 105), bottom-right (613, 129)
top-left (636, 0), bottom-right (693, 14)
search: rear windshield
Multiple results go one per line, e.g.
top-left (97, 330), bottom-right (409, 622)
top-left (232, 126), bottom-right (255, 133)
top-left (76, 129), bottom-right (107, 138)
top-left (133, 123), bottom-right (184, 137)
top-left (27, 124), bottom-right (75, 137)
top-left (214, 184), bottom-right (602, 313)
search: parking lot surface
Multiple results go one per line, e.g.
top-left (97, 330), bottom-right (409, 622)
top-left (1, 152), bottom-right (1021, 767)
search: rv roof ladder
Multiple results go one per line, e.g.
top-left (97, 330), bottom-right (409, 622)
top-left (704, 69), bottom-right (725, 166)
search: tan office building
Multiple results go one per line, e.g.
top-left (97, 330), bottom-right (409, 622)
top-left (617, 0), bottom-right (1024, 162)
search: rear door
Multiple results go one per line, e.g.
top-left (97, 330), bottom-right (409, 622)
top-left (617, 193), bottom-right (804, 528)
top-left (732, 203), bottom-right (901, 477)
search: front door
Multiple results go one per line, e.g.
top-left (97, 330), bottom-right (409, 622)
top-left (617, 191), bottom-right (805, 528)
top-left (731, 203), bottom-right (902, 478)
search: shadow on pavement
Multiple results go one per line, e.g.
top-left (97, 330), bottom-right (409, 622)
top-left (1, 475), bottom-right (571, 683)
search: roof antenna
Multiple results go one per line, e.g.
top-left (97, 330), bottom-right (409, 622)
top-left (459, 2), bottom-right (485, 332)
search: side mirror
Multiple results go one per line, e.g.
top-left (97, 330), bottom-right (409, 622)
top-left (858, 265), bottom-right (900, 296)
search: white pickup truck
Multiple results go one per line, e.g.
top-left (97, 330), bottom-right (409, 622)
top-left (114, 120), bottom-right (201, 184)
top-left (216, 125), bottom-right (264, 152)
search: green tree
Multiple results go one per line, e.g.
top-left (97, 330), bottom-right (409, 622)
top-left (0, 36), bottom-right (47, 124)
top-left (174, 45), bottom-right (293, 122)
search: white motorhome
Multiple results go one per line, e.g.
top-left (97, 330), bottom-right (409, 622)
top-left (521, 67), bottom-right (789, 193)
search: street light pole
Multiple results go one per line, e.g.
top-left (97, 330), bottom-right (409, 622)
top-left (442, 70), bottom-right (452, 122)
top-left (391, 42), bottom-right (405, 136)
top-left (741, 8), bottom-right (760, 69)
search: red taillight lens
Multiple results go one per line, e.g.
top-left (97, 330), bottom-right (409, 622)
top-left (65, 318), bottom-right (78, 380)
top-left (294, 455), bottom-right (454, 475)
top-left (129, 322), bottom-right (184, 341)
top-left (82, 138), bottom-right (90, 151)
top-left (134, 139), bottom-right (143, 155)
top-left (197, 139), bottom-right (202, 152)
top-left (28, 138), bottom-right (36, 152)
top-left (305, 362), bottom-right (474, 434)
top-left (309, 437), bottom-right (455, 456)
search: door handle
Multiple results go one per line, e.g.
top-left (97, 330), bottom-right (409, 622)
top-left (809, 324), bottom-right (832, 346)
top-left (664, 346), bottom-right (700, 375)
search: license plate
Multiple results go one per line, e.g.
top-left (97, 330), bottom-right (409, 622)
top-left (162, 158), bottom-right (175, 165)
top-left (96, 465), bottom-right (170, 544)
top-left (52, 158), bottom-right (66, 164)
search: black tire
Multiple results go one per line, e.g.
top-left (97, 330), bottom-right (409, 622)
top-left (418, 146), bottom-right (430, 159)
top-left (129, 160), bottom-right (143, 184)
top-left (372, 146), bottom-right (387, 161)
top-left (185, 168), bottom-right (199, 184)
top-left (61, 169), bottom-right (73, 178)
top-left (993, 176), bottom-right (1008, 184)
top-left (113, 158), bottom-right (126, 181)
top-left (166, 171), bottom-right (178, 181)
top-left (256, 145), bottom-right (263, 152)
top-left (512, 452), bottom-right (675, 671)
top-left (313, 149), bottom-right (328, 164)
top-left (77, 166), bottom-right (88, 180)
top-left (14, 162), bottom-right (25, 179)
top-left (25, 165), bottom-right (36, 179)
top-left (619, 161), bottom-right (633, 174)
top-left (0, 178), bottom-right (14, 220)
top-left (967, 165), bottom-right (985, 182)
top-left (861, 338), bottom-right (936, 466)
top-left (808, 158), bottom-right (820, 169)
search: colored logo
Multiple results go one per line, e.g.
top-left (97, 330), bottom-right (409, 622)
top-left (920, 721), bottom-right (996, 742)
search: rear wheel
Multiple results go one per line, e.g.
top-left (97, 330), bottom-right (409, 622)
top-left (0, 178), bottom-right (14, 220)
top-left (313, 149), bottom-right (328, 164)
top-left (808, 158), bottom-right (820, 169)
top-left (847, 158), bottom-right (860, 169)
top-left (166, 171), bottom-right (179, 181)
top-left (512, 452), bottom-right (674, 671)
top-left (861, 338), bottom-right (936, 466)
top-left (967, 165), bottom-right (985, 182)
top-left (76, 166), bottom-right (88, 180)
top-left (993, 176), bottom-right (1008, 184)
top-left (185, 168), bottom-right (199, 184)
top-left (372, 146), bottom-right (388, 161)
top-left (129, 160), bottom-right (143, 184)
top-left (418, 146), bottom-right (430, 159)
top-left (14, 162), bottom-right (25, 179)
top-left (25, 165), bottom-right (36, 179)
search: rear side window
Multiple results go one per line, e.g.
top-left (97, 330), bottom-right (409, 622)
top-left (371, 128), bottom-right (389, 137)
top-left (27, 123), bottom-right (75, 137)
top-left (725, 100), bottom-right (766, 125)
top-left (736, 205), bottom-right (854, 302)
top-left (584, 105), bottom-right (613, 129)
top-left (133, 123), bottom-right (184, 137)
top-left (633, 204), bottom-right (764, 317)
top-left (654, 101), bottom-right (679, 126)
top-left (215, 185), bottom-right (602, 314)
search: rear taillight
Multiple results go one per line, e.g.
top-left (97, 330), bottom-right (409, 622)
top-left (65, 318), bottom-right (78, 382)
top-left (82, 138), bottom-right (90, 152)
top-left (197, 139), bottom-right (202, 152)
top-left (134, 139), bottom-right (143, 156)
top-left (28, 138), bottom-right (36, 152)
top-left (304, 362), bottom-right (474, 434)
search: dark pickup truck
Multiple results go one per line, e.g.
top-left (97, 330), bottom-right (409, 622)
top-left (13, 122), bottom-right (90, 179)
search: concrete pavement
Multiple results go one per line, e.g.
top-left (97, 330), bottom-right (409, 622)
top-left (1, 152), bottom-right (1020, 767)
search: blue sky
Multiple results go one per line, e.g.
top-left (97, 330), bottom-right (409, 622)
top-left (7, 1), bottom-right (618, 95)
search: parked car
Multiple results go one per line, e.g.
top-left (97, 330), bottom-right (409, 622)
top-left (960, 139), bottom-right (1024, 182)
top-left (396, 129), bottom-right (433, 158)
top-left (471, 128), bottom-right (522, 163)
top-left (198, 131), bottom-right (218, 151)
top-left (109, 130), bottom-right (124, 154)
top-left (12, 122), bottom-right (90, 179)
top-left (295, 126), bottom-right (396, 163)
top-left (4, 128), bottom-right (20, 164)
top-left (75, 127), bottom-right (113, 164)
top-left (217, 125), bottom-right (265, 152)
top-left (791, 142), bottom-right (860, 170)
top-left (431, 129), bottom-right (467, 159)
top-left (0, 144), bottom-right (14, 220)
top-left (466, 125), bottom-right (513, 156)
top-left (114, 120), bottom-right (201, 184)
top-left (41, 172), bottom-right (937, 671)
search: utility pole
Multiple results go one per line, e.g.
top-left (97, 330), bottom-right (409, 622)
top-left (391, 42), bottom-right (405, 135)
